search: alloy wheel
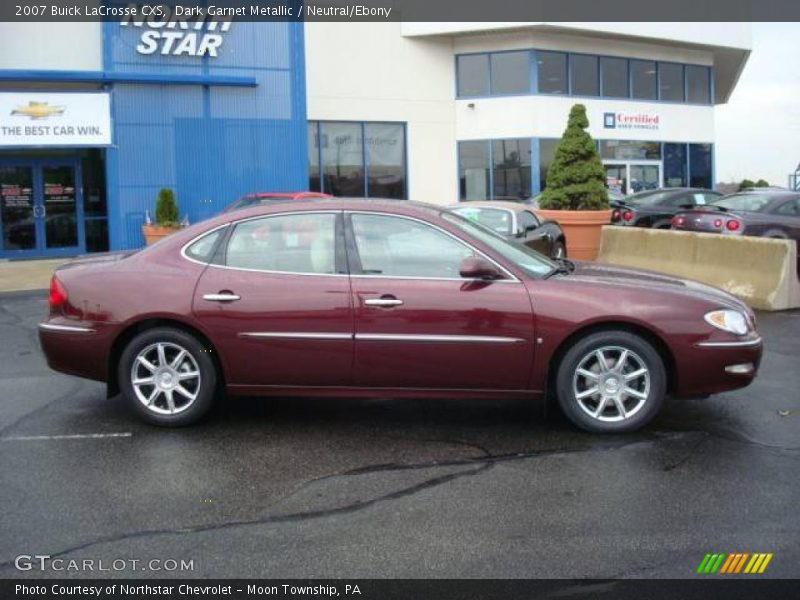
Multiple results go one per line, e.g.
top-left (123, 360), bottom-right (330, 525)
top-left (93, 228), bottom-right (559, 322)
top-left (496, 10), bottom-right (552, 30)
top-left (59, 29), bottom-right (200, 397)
top-left (130, 342), bottom-right (202, 415)
top-left (572, 345), bottom-right (650, 422)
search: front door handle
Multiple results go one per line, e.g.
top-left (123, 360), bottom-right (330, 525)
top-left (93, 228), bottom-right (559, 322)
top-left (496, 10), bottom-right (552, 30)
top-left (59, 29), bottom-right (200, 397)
top-left (365, 296), bottom-right (403, 307)
top-left (203, 292), bottom-right (241, 302)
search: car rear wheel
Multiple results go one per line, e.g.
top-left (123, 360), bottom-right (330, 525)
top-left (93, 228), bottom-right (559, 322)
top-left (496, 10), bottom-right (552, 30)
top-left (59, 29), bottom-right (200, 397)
top-left (119, 327), bottom-right (217, 426)
top-left (555, 331), bottom-right (666, 433)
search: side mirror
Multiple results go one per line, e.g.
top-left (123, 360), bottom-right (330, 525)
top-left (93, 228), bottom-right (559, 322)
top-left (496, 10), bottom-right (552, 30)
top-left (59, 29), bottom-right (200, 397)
top-left (459, 257), bottom-right (503, 280)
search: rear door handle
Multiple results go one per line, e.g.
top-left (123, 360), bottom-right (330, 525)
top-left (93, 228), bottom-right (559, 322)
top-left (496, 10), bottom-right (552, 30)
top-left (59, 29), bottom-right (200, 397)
top-left (365, 297), bottom-right (403, 307)
top-left (203, 292), bottom-right (241, 302)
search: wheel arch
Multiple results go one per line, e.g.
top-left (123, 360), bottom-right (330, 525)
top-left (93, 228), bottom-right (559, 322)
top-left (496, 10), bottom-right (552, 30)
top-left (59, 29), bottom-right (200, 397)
top-left (107, 317), bottom-right (226, 398)
top-left (545, 320), bottom-right (677, 398)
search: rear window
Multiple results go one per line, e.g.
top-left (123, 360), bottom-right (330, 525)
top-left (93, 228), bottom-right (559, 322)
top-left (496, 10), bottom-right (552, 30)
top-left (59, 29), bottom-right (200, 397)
top-left (711, 194), bottom-right (774, 212)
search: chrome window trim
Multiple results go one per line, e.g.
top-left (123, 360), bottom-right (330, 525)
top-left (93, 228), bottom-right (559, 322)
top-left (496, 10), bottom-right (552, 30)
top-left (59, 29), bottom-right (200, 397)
top-left (347, 210), bottom-right (521, 283)
top-left (179, 223), bottom-right (231, 267)
top-left (239, 332), bottom-right (352, 341)
top-left (38, 322), bottom-right (95, 334)
top-left (695, 337), bottom-right (763, 348)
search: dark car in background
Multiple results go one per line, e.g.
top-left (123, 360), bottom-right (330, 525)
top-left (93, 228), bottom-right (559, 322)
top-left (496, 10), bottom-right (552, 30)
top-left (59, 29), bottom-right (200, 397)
top-left (222, 191), bottom-right (331, 213)
top-left (671, 191), bottom-right (800, 241)
top-left (450, 201), bottom-right (567, 258)
top-left (611, 188), bottom-right (721, 229)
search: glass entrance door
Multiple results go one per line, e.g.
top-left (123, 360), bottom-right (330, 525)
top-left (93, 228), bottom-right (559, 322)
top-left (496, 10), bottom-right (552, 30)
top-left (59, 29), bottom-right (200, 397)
top-left (603, 161), bottom-right (662, 195)
top-left (0, 160), bottom-right (84, 258)
top-left (0, 166), bottom-right (36, 251)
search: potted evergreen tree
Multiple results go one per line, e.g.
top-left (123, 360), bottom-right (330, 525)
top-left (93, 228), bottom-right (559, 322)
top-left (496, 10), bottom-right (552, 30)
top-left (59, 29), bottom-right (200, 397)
top-left (537, 104), bottom-right (612, 260)
top-left (142, 187), bottom-right (183, 246)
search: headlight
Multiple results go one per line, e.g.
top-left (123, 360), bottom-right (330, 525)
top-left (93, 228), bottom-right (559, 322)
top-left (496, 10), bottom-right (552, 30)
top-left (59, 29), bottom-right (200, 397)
top-left (704, 310), bottom-right (749, 336)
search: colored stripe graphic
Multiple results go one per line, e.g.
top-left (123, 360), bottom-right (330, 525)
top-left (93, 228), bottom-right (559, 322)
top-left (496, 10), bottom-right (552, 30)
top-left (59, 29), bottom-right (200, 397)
top-left (697, 552), bottom-right (773, 574)
top-left (719, 554), bottom-right (736, 574)
top-left (734, 553), bottom-right (749, 573)
top-left (696, 554), bottom-right (712, 574)
top-left (758, 554), bottom-right (773, 573)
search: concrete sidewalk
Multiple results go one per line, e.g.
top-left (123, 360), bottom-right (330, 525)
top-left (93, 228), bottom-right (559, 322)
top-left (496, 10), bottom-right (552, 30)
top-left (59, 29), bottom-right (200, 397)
top-left (0, 259), bottom-right (68, 293)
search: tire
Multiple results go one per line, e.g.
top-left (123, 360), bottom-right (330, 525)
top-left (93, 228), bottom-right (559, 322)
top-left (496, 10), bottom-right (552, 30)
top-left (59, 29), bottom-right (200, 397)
top-left (551, 240), bottom-right (567, 259)
top-left (555, 330), bottom-right (666, 433)
top-left (118, 327), bottom-right (217, 426)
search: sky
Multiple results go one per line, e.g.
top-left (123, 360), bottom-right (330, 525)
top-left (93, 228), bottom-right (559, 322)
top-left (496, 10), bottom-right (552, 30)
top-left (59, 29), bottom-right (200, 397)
top-left (714, 22), bottom-right (800, 187)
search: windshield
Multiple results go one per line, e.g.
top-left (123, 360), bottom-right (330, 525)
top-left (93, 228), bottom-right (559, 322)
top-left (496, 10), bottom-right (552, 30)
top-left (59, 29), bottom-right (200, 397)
top-left (442, 211), bottom-right (557, 278)
top-left (711, 193), bottom-right (773, 212)
top-left (624, 190), bottom-right (681, 206)
top-left (450, 206), bottom-right (514, 235)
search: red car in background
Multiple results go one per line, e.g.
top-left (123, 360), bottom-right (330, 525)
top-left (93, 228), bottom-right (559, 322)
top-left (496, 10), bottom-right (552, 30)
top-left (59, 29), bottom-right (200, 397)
top-left (221, 191), bottom-right (331, 213)
top-left (39, 199), bottom-right (762, 433)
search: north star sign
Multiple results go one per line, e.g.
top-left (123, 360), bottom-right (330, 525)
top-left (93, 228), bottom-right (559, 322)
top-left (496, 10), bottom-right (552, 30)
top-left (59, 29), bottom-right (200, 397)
top-left (120, 10), bottom-right (232, 57)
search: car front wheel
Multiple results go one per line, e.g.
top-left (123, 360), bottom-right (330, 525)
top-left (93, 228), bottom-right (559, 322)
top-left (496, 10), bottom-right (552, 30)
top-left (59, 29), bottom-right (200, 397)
top-left (555, 331), bottom-right (666, 433)
top-left (119, 327), bottom-right (217, 426)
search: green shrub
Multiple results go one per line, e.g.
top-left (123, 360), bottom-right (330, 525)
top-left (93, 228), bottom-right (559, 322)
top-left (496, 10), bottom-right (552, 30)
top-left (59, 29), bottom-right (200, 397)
top-left (155, 188), bottom-right (179, 227)
top-left (539, 104), bottom-right (609, 211)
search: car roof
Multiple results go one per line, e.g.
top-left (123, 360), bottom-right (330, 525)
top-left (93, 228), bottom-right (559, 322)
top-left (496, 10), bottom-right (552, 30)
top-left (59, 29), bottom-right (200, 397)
top-left (449, 200), bottom-right (530, 212)
top-left (240, 191), bottom-right (331, 200)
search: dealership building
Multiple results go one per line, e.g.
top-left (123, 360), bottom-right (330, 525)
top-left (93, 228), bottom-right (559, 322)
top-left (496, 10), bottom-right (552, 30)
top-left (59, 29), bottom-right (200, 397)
top-left (0, 19), bottom-right (750, 258)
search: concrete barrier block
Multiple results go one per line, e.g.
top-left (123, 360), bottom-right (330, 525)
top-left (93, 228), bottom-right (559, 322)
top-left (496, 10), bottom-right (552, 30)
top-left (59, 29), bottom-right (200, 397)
top-left (597, 226), bottom-right (800, 311)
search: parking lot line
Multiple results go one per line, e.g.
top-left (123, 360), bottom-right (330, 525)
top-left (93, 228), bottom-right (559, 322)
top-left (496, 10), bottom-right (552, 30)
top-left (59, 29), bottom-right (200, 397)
top-left (1, 432), bottom-right (133, 442)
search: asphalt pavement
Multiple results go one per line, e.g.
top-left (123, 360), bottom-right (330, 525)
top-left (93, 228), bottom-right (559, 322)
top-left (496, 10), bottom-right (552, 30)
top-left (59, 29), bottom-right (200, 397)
top-left (0, 291), bottom-right (798, 579)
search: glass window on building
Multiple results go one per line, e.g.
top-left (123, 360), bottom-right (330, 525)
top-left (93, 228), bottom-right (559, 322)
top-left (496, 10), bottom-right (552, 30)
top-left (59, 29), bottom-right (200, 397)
top-left (536, 51), bottom-right (568, 94)
top-left (570, 54), bottom-right (599, 97)
top-left (492, 139), bottom-right (531, 200)
top-left (689, 143), bottom-right (713, 188)
top-left (686, 65), bottom-right (711, 104)
top-left (600, 57), bottom-right (629, 98)
top-left (659, 63), bottom-right (685, 102)
top-left (663, 143), bottom-right (688, 187)
top-left (320, 122), bottom-right (365, 197)
top-left (457, 54), bottom-right (490, 97)
top-left (599, 140), bottom-right (661, 161)
top-left (631, 60), bottom-right (657, 100)
top-left (490, 51), bottom-right (530, 95)
top-left (308, 123), bottom-right (321, 192)
top-left (459, 141), bottom-right (490, 201)
top-left (365, 123), bottom-right (406, 200)
top-left (538, 139), bottom-right (559, 191)
top-left (82, 149), bottom-right (109, 253)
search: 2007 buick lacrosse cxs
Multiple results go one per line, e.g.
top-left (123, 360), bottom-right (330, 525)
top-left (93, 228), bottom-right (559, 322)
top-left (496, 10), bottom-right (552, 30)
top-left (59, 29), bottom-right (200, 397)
top-left (39, 199), bottom-right (762, 433)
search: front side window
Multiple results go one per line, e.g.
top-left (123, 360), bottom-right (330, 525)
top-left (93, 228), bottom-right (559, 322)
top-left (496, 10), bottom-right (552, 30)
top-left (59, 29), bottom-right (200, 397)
top-left (350, 214), bottom-right (474, 278)
top-left (537, 51), bottom-right (568, 94)
top-left (775, 198), bottom-right (800, 216)
top-left (711, 194), bottom-right (773, 213)
top-left (226, 213), bottom-right (337, 274)
top-left (518, 210), bottom-right (540, 231)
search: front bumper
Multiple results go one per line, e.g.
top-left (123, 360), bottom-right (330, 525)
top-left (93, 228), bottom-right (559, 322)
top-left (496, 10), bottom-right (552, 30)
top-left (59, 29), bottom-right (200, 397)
top-left (673, 335), bottom-right (764, 396)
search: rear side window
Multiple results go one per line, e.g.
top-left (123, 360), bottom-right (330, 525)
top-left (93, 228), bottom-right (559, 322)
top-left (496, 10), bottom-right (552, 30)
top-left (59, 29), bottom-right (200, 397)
top-left (225, 213), bottom-right (337, 274)
top-left (185, 228), bottom-right (225, 263)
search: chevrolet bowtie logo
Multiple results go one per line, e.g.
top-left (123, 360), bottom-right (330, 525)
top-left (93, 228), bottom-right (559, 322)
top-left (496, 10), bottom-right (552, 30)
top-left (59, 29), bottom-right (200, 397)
top-left (11, 101), bottom-right (66, 120)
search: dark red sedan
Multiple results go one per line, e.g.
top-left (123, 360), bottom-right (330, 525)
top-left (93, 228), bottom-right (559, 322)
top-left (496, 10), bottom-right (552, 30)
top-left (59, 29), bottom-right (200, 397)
top-left (39, 199), bottom-right (762, 433)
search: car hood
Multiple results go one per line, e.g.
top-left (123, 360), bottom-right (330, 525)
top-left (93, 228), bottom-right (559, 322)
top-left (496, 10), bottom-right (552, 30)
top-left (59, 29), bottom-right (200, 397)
top-left (567, 261), bottom-right (749, 312)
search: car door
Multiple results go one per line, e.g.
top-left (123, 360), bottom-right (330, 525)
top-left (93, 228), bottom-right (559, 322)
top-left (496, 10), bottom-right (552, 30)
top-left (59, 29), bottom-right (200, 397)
top-left (192, 210), bottom-right (354, 388)
top-left (345, 211), bottom-right (535, 390)
top-left (518, 210), bottom-right (552, 255)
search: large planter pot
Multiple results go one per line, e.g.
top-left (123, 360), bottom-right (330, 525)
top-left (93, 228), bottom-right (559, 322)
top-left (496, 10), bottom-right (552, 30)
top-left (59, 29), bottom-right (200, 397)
top-left (142, 224), bottom-right (181, 246)
top-left (535, 209), bottom-right (612, 261)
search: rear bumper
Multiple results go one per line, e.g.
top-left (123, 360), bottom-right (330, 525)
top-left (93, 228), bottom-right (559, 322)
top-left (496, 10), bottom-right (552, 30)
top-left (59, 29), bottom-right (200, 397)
top-left (38, 319), bottom-right (115, 382)
top-left (674, 336), bottom-right (763, 396)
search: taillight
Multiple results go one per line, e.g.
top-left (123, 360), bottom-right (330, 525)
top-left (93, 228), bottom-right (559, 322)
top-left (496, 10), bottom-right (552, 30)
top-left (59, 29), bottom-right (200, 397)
top-left (672, 215), bottom-right (685, 227)
top-left (612, 209), bottom-right (620, 221)
top-left (49, 276), bottom-right (68, 309)
top-left (622, 210), bottom-right (634, 222)
top-left (713, 218), bottom-right (723, 229)
top-left (726, 219), bottom-right (741, 232)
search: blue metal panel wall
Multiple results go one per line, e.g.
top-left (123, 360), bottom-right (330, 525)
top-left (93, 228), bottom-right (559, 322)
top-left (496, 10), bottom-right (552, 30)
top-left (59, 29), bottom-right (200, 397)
top-left (104, 21), bottom-right (308, 250)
